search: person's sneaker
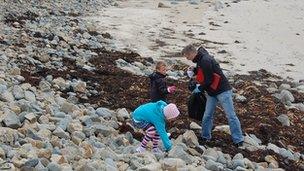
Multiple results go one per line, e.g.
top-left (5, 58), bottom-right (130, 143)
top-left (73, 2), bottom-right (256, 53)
top-left (201, 138), bottom-right (211, 146)
top-left (152, 148), bottom-right (162, 154)
top-left (234, 141), bottom-right (244, 148)
top-left (136, 146), bottom-right (146, 153)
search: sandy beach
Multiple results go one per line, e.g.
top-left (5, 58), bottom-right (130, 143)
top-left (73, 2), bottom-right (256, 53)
top-left (89, 0), bottom-right (304, 80)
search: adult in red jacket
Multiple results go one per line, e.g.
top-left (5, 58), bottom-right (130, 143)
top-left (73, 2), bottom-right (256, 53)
top-left (182, 44), bottom-right (244, 147)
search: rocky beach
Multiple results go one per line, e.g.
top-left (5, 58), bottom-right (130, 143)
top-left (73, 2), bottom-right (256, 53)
top-left (0, 0), bottom-right (303, 171)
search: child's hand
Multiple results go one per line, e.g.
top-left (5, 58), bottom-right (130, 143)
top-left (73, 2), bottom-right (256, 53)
top-left (167, 86), bottom-right (176, 93)
top-left (187, 67), bottom-right (195, 78)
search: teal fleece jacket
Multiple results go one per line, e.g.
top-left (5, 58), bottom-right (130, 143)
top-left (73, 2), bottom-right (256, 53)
top-left (132, 100), bottom-right (172, 151)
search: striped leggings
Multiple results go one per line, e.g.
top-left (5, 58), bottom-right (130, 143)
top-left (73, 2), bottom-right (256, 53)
top-left (141, 125), bottom-right (160, 149)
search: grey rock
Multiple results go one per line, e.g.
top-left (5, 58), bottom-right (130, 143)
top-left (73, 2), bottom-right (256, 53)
top-left (189, 0), bottom-right (199, 5)
top-left (168, 145), bottom-right (194, 164)
top-left (244, 134), bottom-right (262, 147)
top-left (205, 159), bottom-right (224, 171)
top-left (294, 103), bottom-right (304, 112)
top-left (93, 125), bottom-right (114, 136)
top-left (96, 107), bottom-right (113, 119)
top-left (35, 161), bottom-right (47, 170)
top-left (232, 159), bottom-right (246, 169)
top-left (24, 158), bottom-right (39, 167)
top-left (54, 112), bottom-right (66, 118)
top-left (217, 151), bottom-right (227, 165)
top-left (72, 131), bottom-right (86, 141)
top-left (47, 162), bottom-right (62, 171)
top-left (53, 127), bottom-right (70, 139)
top-left (0, 84), bottom-right (7, 93)
top-left (20, 166), bottom-right (35, 171)
top-left (296, 85), bottom-right (304, 92)
top-left (58, 116), bottom-right (72, 131)
top-left (60, 102), bottom-right (77, 114)
top-left (214, 0), bottom-right (224, 11)
top-left (39, 80), bottom-right (51, 92)
top-left (24, 91), bottom-right (36, 102)
top-left (279, 90), bottom-right (294, 104)
top-left (3, 110), bottom-right (22, 129)
top-left (267, 143), bottom-right (280, 153)
top-left (234, 166), bottom-right (247, 171)
top-left (105, 158), bottom-right (117, 170)
top-left (203, 148), bottom-right (219, 161)
top-left (233, 153), bottom-right (244, 160)
top-left (80, 116), bottom-right (93, 127)
top-left (279, 148), bottom-right (295, 161)
top-left (0, 91), bottom-right (15, 102)
top-left (277, 114), bottom-right (290, 126)
top-left (76, 163), bottom-right (96, 171)
top-left (25, 113), bottom-right (37, 123)
top-left (267, 87), bottom-right (278, 93)
top-left (139, 162), bottom-right (161, 171)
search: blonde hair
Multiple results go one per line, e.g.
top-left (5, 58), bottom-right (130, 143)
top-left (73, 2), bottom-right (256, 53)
top-left (155, 61), bottom-right (166, 70)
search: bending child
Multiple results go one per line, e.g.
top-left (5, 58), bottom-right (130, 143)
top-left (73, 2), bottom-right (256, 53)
top-left (132, 100), bottom-right (180, 153)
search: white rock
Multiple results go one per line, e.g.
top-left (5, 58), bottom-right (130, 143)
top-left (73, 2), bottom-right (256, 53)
top-left (279, 148), bottom-right (295, 161)
top-left (74, 81), bottom-right (86, 93)
top-left (296, 85), bottom-right (304, 93)
top-left (190, 122), bottom-right (201, 130)
top-left (279, 84), bottom-right (291, 91)
top-left (25, 113), bottom-right (37, 123)
top-left (53, 77), bottom-right (68, 90)
top-left (182, 130), bottom-right (199, 148)
top-left (293, 103), bottom-right (304, 112)
top-left (277, 114), bottom-right (290, 126)
top-left (214, 125), bottom-right (231, 134)
top-left (267, 143), bottom-right (280, 154)
top-left (60, 101), bottom-right (78, 114)
top-left (161, 158), bottom-right (186, 170)
top-left (235, 94), bottom-right (247, 102)
top-left (116, 108), bottom-right (130, 121)
top-left (139, 162), bottom-right (161, 171)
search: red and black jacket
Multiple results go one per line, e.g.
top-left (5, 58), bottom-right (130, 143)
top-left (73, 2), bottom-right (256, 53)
top-left (193, 47), bottom-right (231, 96)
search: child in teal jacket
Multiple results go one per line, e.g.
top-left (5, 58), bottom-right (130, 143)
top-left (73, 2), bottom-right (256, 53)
top-left (132, 100), bottom-right (180, 153)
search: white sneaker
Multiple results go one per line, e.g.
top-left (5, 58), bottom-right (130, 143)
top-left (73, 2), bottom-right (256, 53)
top-left (136, 146), bottom-right (146, 153)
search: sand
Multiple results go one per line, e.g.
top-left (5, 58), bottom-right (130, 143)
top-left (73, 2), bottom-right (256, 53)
top-left (88, 0), bottom-right (304, 81)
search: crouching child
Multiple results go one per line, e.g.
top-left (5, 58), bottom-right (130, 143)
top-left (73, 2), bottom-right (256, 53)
top-left (132, 100), bottom-right (180, 153)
